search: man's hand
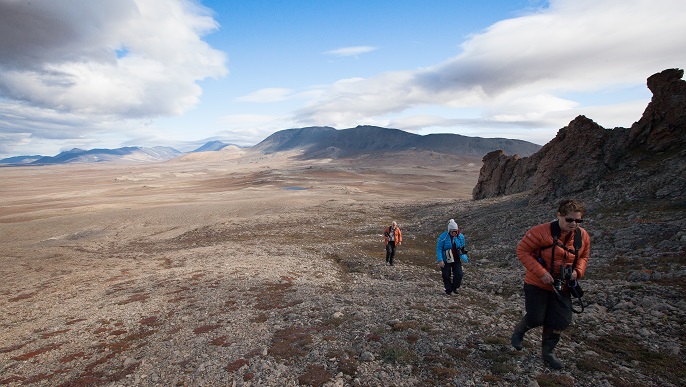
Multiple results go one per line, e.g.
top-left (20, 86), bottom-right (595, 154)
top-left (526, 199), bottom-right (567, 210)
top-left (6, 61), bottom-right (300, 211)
top-left (540, 272), bottom-right (554, 285)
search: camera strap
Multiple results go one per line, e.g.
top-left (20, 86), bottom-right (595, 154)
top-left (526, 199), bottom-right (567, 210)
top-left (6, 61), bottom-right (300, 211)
top-left (552, 285), bottom-right (585, 313)
top-left (547, 230), bottom-right (573, 277)
top-left (548, 230), bottom-right (585, 313)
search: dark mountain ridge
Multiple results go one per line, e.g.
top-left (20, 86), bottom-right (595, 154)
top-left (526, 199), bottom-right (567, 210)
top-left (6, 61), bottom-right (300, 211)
top-left (253, 125), bottom-right (541, 158)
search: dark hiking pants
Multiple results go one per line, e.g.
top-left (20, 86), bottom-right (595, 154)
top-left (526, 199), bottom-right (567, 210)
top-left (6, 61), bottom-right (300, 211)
top-left (385, 241), bottom-right (396, 264)
top-left (523, 283), bottom-right (573, 331)
top-left (441, 261), bottom-right (463, 293)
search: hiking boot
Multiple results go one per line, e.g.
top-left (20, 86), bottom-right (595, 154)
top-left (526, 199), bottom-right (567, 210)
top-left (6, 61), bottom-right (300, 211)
top-left (542, 328), bottom-right (563, 369)
top-left (445, 289), bottom-right (452, 296)
top-left (511, 316), bottom-right (530, 351)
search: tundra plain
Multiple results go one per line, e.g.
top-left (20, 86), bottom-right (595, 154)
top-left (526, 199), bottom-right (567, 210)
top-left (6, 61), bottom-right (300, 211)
top-left (1, 148), bottom-right (684, 386)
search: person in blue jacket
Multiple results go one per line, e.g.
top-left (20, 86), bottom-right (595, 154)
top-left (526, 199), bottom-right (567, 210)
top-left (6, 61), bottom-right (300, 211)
top-left (435, 219), bottom-right (468, 296)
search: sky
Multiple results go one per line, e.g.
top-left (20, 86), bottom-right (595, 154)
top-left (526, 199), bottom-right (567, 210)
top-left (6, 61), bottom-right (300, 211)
top-left (1, 0), bottom-right (685, 158)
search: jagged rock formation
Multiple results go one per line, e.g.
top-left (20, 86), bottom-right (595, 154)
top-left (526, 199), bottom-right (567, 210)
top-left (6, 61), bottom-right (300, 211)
top-left (473, 68), bottom-right (686, 204)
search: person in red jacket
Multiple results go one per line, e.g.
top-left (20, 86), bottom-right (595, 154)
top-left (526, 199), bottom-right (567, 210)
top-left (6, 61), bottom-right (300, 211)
top-left (511, 199), bottom-right (590, 369)
top-left (383, 221), bottom-right (402, 266)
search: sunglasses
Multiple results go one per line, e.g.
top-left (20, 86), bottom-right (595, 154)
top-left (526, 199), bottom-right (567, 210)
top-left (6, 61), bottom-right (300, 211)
top-left (565, 218), bottom-right (583, 224)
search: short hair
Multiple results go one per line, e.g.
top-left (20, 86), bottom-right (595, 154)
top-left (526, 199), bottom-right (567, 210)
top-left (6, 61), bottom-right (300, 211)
top-left (558, 199), bottom-right (586, 215)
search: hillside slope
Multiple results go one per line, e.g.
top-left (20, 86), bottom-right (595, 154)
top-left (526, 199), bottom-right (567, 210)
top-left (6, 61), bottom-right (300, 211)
top-left (253, 125), bottom-right (541, 159)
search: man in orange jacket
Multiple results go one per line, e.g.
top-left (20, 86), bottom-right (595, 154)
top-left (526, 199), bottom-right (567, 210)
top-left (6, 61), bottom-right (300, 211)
top-left (383, 221), bottom-right (402, 266)
top-left (512, 199), bottom-right (591, 369)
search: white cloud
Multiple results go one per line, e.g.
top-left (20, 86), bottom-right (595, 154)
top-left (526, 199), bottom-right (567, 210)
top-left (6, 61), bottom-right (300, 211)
top-left (219, 113), bottom-right (286, 127)
top-left (2, 0), bottom-right (685, 158)
top-left (236, 86), bottom-right (328, 106)
top-left (295, 0), bottom-right (686, 136)
top-left (236, 88), bottom-right (295, 103)
top-left (324, 46), bottom-right (378, 57)
top-left (0, 0), bottom-right (227, 118)
top-left (485, 93), bottom-right (579, 123)
top-left (0, 99), bottom-right (152, 155)
top-left (214, 113), bottom-right (299, 145)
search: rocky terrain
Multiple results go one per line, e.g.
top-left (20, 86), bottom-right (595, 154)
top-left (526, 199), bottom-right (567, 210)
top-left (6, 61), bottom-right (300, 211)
top-left (1, 70), bottom-right (685, 387)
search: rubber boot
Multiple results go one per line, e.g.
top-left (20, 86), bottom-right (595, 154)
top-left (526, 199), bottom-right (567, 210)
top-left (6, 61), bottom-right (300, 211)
top-left (541, 327), bottom-right (564, 369)
top-left (510, 316), bottom-right (530, 351)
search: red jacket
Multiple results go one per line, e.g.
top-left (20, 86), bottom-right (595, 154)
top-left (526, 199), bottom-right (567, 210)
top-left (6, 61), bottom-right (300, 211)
top-left (383, 226), bottom-right (402, 245)
top-left (516, 222), bottom-right (590, 291)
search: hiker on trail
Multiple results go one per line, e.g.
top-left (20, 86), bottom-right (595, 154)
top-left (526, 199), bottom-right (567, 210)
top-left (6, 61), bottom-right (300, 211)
top-left (435, 219), bottom-right (468, 296)
top-left (383, 221), bottom-right (402, 266)
top-left (511, 199), bottom-right (590, 369)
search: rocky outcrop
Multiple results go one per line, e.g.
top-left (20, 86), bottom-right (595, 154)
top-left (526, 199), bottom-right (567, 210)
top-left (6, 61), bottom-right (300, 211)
top-left (473, 68), bottom-right (686, 204)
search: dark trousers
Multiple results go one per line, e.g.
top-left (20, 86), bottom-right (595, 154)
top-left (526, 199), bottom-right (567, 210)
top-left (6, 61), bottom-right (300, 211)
top-left (441, 262), bottom-right (463, 292)
top-left (523, 283), bottom-right (573, 331)
top-left (385, 241), bottom-right (396, 264)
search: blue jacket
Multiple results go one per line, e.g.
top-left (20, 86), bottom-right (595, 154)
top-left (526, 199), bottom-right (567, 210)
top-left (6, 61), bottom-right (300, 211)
top-left (436, 230), bottom-right (466, 263)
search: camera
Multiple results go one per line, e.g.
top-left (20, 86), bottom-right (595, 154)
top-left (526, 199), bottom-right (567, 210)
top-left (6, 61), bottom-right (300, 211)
top-left (553, 265), bottom-right (574, 291)
top-left (553, 279), bottom-right (563, 291)
top-left (561, 265), bottom-right (574, 281)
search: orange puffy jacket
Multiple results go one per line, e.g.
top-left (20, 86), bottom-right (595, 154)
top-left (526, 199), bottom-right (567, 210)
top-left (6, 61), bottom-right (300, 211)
top-left (383, 226), bottom-right (402, 246)
top-left (516, 222), bottom-right (590, 291)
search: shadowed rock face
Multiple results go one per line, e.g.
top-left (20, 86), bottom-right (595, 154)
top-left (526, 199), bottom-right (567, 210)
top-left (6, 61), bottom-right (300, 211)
top-left (473, 68), bottom-right (686, 205)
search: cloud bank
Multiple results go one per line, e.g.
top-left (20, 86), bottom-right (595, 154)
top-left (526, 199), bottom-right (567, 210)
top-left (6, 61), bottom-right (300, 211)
top-left (1, 0), bottom-right (685, 157)
top-left (324, 46), bottom-right (378, 57)
top-left (0, 0), bottom-right (227, 155)
top-left (294, 0), bottom-right (686, 141)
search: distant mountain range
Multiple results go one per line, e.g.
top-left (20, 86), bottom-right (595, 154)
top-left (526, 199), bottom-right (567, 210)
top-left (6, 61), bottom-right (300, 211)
top-left (0, 126), bottom-right (541, 166)
top-left (0, 146), bottom-right (183, 166)
top-left (191, 140), bottom-right (232, 153)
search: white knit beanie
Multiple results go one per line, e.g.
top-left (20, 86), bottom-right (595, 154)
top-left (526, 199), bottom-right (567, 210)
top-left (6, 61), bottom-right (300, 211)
top-left (448, 219), bottom-right (459, 231)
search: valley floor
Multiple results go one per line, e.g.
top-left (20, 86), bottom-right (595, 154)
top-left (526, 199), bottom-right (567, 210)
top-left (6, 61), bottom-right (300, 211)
top-left (1, 151), bottom-right (684, 386)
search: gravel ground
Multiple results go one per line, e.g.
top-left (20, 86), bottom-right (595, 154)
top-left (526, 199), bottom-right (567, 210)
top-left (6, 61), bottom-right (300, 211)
top-left (1, 151), bottom-right (684, 386)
